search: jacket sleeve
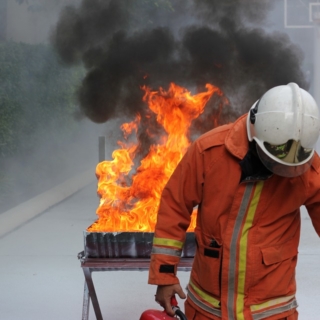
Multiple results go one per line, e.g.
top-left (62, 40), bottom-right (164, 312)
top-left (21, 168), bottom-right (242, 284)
top-left (304, 155), bottom-right (320, 237)
top-left (148, 140), bottom-right (204, 285)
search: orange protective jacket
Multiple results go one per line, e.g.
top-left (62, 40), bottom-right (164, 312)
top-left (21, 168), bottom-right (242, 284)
top-left (148, 115), bottom-right (320, 320)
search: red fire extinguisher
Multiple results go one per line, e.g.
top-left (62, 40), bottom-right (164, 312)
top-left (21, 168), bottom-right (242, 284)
top-left (139, 296), bottom-right (187, 320)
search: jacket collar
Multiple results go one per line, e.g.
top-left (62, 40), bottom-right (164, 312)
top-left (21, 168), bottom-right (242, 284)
top-left (225, 114), bottom-right (249, 160)
top-left (225, 114), bottom-right (320, 175)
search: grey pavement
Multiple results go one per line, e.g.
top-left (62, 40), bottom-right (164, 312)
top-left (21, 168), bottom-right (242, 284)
top-left (0, 180), bottom-right (319, 319)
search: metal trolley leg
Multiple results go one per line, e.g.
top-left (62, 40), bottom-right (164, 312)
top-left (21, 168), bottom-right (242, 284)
top-left (82, 280), bottom-right (90, 320)
top-left (83, 267), bottom-right (103, 320)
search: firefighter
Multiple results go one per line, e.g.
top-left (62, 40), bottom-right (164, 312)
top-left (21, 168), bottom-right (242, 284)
top-left (148, 82), bottom-right (320, 320)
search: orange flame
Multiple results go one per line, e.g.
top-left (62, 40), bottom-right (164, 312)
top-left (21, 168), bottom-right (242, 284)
top-left (88, 83), bottom-right (226, 232)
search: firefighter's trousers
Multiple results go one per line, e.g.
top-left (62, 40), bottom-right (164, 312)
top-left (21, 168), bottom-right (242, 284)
top-left (184, 300), bottom-right (298, 320)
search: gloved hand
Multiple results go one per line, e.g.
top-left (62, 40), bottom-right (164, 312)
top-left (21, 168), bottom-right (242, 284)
top-left (154, 284), bottom-right (186, 316)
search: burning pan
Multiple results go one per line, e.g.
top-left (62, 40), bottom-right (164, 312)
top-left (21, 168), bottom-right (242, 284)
top-left (84, 229), bottom-right (196, 259)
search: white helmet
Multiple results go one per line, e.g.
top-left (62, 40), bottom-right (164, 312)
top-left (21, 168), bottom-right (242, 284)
top-left (247, 82), bottom-right (320, 177)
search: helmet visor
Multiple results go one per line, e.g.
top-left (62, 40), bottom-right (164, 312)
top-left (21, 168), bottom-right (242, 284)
top-left (264, 140), bottom-right (313, 164)
top-left (257, 144), bottom-right (313, 177)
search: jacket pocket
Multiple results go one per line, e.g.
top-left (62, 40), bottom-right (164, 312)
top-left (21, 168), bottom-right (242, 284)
top-left (251, 240), bottom-right (298, 300)
top-left (261, 242), bottom-right (298, 266)
top-left (191, 239), bottom-right (222, 297)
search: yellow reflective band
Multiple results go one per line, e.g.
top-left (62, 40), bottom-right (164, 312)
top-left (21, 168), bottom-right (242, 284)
top-left (189, 280), bottom-right (221, 309)
top-left (236, 181), bottom-right (264, 320)
top-left (251, 295), bottom-right (295, 312)
top-left (153, 237), bottom-right (184, 249)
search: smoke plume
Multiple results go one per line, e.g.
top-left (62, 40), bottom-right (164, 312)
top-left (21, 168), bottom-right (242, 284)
top-left (51, 0), bottom-right (308, 137)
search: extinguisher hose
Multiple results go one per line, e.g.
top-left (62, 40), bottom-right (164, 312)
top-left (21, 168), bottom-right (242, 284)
top-left (173, 307), bottom-right (188, 320)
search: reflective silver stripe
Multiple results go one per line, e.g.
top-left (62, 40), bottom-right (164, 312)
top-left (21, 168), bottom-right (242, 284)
top-left (227, 184), bottom-right (254, 320)
top-left (187, 286), bottom-right (222, 318)
top-left (250, 294), bottom-right (295, 312)
top-left (252, 299), bottom-right (298, 320)
top-left (151, 246), bottom-right (182, 257)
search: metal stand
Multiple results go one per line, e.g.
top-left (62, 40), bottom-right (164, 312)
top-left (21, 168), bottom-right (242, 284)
top-left (78, 251), bottom-right (193, 320)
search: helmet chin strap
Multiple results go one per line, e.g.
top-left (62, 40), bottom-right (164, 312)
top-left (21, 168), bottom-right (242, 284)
top-left (282, 141), bottom-right (301, 164)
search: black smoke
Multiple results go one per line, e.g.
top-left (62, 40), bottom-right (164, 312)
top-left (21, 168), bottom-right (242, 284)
top-left (51, 0), bottom-right (308, 136)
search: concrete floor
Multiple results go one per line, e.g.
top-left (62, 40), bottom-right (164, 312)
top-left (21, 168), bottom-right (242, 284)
top-left (0, 181), bottom-right (319, 320)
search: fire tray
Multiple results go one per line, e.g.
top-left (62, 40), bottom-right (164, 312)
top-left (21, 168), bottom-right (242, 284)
top-left (84, 231), bottom-right (196, 258)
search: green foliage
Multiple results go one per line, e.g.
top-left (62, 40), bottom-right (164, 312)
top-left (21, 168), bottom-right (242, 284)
top-left (0, 41), bottom-right (84, 211)
top-left (0, 41), bottom-right (82, 157)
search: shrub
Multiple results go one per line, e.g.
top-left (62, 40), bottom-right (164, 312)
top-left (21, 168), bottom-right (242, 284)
top-left (0, 41), bottom-right (85, 211)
